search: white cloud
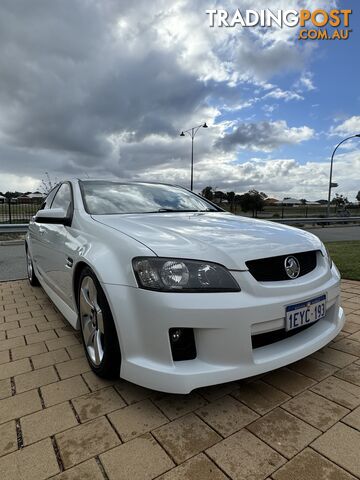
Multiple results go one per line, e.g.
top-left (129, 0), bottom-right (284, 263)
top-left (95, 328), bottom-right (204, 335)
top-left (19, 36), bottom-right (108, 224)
top-left (263, 88), bottom-right (304, 102)
top-left (295, 72), bottom-right (316, 91)
top-left (0, 174), bottom-right (40, 194)
top-left (216, 120), bottom-right (314, 152)
top-left (0, 0), bottom-right (351, 204)
top-left (262, 104), bottom-right (279, 117)
top-left (136, 151), bottom-right (360, 202)
top-left (331, 116), bottom-right (360, 136)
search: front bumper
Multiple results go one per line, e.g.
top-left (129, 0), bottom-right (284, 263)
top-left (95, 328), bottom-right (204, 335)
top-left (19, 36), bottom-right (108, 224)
top-left (104, 258), bottom-right (344, 394)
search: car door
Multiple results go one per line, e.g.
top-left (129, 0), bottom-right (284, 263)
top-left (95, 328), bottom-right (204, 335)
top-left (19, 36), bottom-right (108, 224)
top-left (34, 182), bottom-right (74, 304)
top-left (30, 185), bottom-right (60, 278)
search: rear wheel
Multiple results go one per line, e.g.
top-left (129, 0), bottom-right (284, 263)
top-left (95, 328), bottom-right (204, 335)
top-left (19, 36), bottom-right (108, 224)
top-left (78, 267), bottom-right (121, 379)
top-left (26, 247), bottom-right (40, 286)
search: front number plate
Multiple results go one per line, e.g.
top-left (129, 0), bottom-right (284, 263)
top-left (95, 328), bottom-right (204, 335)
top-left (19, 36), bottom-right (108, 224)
top-left (285, 294), bottom-right (326, 332)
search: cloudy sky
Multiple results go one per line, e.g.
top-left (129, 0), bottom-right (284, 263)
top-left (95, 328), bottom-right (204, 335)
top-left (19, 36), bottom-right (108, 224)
top-left (0, 0), bottom-right (359, 200)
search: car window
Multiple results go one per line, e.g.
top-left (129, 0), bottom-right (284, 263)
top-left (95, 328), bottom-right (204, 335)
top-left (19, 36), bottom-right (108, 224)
top-left (80, 181), bottom-right (219, 215)
top-left (39, 185), bottom-right (60, 210)
top-left (51, 183), bottom-right (72, 213)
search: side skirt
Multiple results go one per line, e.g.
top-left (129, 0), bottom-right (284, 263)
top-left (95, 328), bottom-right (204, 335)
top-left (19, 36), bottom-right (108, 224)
top-left (37, 274), bottom-right (80, 330)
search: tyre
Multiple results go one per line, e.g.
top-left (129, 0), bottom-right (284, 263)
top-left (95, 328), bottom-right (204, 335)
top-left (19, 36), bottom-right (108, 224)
top-left (26, 246), bottom-right (40, 286)
top-left (78, 267), bottom-right (121, 379)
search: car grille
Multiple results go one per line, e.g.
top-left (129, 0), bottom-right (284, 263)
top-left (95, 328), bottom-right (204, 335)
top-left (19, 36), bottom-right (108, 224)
top-left (246, 250), bottom-right (317, 282)
top-left (252, 321), bottom-right (318, 349)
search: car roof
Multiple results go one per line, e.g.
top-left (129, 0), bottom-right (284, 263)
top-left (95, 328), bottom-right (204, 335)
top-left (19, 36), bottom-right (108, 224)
top-left (71, 178), bottom-right (185, 189)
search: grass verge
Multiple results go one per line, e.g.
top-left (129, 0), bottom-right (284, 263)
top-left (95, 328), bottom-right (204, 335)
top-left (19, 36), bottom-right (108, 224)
top-left (325, 241), bottom-right (360, 281)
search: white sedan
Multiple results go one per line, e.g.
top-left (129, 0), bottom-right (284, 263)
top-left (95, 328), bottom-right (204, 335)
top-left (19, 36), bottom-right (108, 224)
top-left (26, 179), bottom-right (345, 393)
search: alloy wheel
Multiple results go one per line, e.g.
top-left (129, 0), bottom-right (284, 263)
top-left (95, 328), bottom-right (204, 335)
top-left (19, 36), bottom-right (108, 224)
top-left (79, 276), bottom-right (105, 366)
top-left (27, 251), bottom-right (33, 280)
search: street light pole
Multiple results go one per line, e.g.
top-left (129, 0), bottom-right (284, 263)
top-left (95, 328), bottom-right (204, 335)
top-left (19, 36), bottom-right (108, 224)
top-left (190, 129), bottom-right (194, 191)
top-left (326, 134), bottom-right (360, 217)
top-left (180, 122), bottom-right (208, 191)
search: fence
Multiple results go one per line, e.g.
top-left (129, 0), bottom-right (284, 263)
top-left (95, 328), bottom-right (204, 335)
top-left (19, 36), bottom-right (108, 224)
top-left (220, 203), bottom-right (360, 219)
top-left (0, 199), bottom-right (42, 224)
top-left (1, 197), bottom-right (360, 227)
top-left (1, 216), bottom-right (359, 235)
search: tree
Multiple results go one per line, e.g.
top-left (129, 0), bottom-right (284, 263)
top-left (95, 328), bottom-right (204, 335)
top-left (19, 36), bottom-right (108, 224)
top-left (40, 172), bottom-right (59, 194)
top-left (213, 190), bottom-right (226, 203)
top-left (201, 186), bottom-right (214, 201)
top-left (238, 190), bottom-right (266, 217)
top-left (4, 191), bottom-right (22, 199)
top-left (226, 191), bottom-right (235, 212)
top-left (332, 193), bottom-right (348, 206)
top-left (356, 191), bottom-right (360, 203)
top-left (234, 194), bottom-right (242, 206)
top-left (332, 194), bottom-right (349, 212)
top-left (300, 199), bottom-right (307, 205)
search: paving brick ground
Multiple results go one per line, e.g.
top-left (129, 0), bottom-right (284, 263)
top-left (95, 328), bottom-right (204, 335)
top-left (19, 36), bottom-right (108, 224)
top-left (0, 279), bottom-right (360, 480)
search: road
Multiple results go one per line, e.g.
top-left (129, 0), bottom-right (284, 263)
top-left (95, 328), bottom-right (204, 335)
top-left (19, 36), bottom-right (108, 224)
top-left (0, 243), bottom-right (27, 281)
top-left (0, 226), bottom-right (359, 282)
top-left (305, 225), bottom-right (360, 242)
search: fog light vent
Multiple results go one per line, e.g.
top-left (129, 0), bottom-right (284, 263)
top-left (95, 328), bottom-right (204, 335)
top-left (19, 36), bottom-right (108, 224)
top-left (169, 328), bottom-right (197, 361)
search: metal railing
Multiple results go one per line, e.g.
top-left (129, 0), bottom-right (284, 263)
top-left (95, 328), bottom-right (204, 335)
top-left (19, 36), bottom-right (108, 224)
top-left (0, 224), bottom-right (29, 233)
top-left (0, 199), bottom-right (41, 224)
top-left (0, 216), bottom-right (359, 235)
top-left (217, 202), bottom-right (360, 218)
top-left (270, 216), bottom-right (360, 225)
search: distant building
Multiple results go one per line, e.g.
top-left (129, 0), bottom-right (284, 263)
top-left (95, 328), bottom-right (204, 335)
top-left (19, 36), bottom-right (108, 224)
top-left (0, 195), bottom-right (6, 204)
top-left (15, 192), bottom-right (45, 204)
top-left (275, 198), bottom-right (303, 206)
top-left (264, 197), bottom-right (280, 205)
top-left (16, 195), bottom-right (32, 204)
top-left (27, 192), bottom-right (45, 200)
top-left (275, 198), bottom-right (320, 206)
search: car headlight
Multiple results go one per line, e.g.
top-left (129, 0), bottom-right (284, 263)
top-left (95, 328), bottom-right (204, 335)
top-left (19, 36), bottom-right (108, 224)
top-left (323, 245), bottom-right (333, 269)
top-left (132, 257), bottom-right (240, 292)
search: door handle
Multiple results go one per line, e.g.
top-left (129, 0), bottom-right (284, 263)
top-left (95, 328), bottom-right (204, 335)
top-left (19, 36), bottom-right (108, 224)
top-left (38, 227), bottom-right (45, 236)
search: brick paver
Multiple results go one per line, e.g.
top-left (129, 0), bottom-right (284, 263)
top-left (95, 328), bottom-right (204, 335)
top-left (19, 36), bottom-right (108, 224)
top-left (0, 420), bottom-right (17, 457)
top-left (207, 428), bottom-right (286, 480)
top-left (100, 433), bottom-right (175, 480)
top-left (0, 278), bottom-right (359, 479)
top-left (50, 459), bottom-right (105, 480)
top-left (0, 437), bottom-right (60, 479)
top-left (272, 448), bottom-right (356, 480)
top-left (312, 423), bottom-right (360, 477)
top-left (281, 389), bottom-right (349, 431)
top-left (72, 386), bottom-right (125, 422)
top-left (0, 377), bottom-right (11, 399)
top-left (109, 398), bottom-right (168, 441)
top-left (21, 402), bottom-right (78, 445)
top-left (55, 416), bottom-right (120, 469)
top-left (153, 413), bottom-right (221, 464)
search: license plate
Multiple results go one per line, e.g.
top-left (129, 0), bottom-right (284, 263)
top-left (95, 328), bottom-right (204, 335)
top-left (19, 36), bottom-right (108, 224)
top-left (285, 294), bottom-right (326, 332)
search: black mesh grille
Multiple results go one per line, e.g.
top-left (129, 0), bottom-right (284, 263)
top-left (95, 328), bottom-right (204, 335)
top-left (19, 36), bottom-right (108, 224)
top-left (246, 250), bottom-right (317, 282)
top-left (252, 321), bottom-right (317, 349)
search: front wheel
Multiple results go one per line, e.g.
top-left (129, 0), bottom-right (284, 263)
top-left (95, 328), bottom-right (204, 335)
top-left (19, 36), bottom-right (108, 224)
top-left (78, 267), bottom-right (121, 379)
top-left (26, 247), bottom-right (40, 286)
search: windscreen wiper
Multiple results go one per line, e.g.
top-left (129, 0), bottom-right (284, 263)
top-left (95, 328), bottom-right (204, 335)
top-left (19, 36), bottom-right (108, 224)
top-left (156, 208), bottom-right (215, 213)
top-left (157, 208), bottom-right (198, 212)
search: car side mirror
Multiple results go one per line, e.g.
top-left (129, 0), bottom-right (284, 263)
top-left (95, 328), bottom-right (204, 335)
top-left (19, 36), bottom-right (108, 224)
top-left (35, 207), bottom-right (71, 226)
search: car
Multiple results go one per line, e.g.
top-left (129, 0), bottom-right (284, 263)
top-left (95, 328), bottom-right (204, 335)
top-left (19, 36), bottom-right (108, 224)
top-left (25, 179), bottom-right (345, 393)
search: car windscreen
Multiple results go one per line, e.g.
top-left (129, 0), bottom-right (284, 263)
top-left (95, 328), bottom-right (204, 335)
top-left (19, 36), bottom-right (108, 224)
top-left (80, 181), bottom-right (219, 215)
